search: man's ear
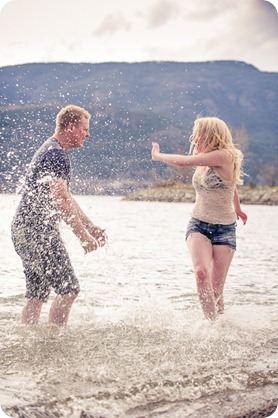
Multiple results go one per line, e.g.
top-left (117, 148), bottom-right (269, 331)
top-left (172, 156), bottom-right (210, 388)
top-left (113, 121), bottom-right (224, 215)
top-left (67, 122), bottom-right (75, 132)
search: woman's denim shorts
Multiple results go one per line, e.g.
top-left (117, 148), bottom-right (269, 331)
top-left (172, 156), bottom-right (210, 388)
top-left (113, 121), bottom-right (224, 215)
top-left (186, 217), bottom-right (237, 250)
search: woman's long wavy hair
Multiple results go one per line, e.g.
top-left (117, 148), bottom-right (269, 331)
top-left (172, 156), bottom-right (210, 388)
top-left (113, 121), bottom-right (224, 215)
top-left (189, 117), bottom-right (244, 185)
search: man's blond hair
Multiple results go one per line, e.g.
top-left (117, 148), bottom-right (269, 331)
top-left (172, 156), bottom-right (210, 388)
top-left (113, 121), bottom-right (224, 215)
top-left (55, 105), bottom-right (91, 134)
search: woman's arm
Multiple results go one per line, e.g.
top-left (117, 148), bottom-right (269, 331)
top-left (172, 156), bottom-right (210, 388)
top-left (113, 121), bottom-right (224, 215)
top-left (151, 142), bottom-right (229, 168)
top-left (234, 187), bottom-right (248, 224)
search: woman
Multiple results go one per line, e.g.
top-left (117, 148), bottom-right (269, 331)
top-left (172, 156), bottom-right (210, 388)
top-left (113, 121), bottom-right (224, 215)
top-left (151, 117), bottom-right (247, 320)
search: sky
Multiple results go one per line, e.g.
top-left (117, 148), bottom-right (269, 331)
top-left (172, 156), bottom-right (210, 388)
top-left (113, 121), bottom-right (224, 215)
top-left (0, 0), bottom-right (277, 72)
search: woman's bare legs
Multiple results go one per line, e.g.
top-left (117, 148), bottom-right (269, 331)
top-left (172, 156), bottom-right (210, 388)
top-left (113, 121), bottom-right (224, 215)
top-left (187, 233), bottom-right (234, 319)
top-left (187, 233), bottom-right (217, 320)
top-left (211, 245), bottom-right (234, 314)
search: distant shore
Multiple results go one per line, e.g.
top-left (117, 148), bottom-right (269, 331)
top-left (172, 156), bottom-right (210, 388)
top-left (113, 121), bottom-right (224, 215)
top-left (124, 184), bottom-right (278, 206)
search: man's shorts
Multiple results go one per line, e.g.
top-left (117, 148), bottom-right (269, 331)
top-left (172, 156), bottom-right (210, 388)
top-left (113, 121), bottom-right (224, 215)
top-left (186, 217), bottom-right (237, 250)
top-left (11, 221), bottom-right (80, 302)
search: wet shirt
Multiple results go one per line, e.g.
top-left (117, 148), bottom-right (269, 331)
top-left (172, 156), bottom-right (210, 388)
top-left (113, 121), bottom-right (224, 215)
top-left (191, 167), bottom-right (236, 225)
top-left (13, 137), bottom-right (71, 230)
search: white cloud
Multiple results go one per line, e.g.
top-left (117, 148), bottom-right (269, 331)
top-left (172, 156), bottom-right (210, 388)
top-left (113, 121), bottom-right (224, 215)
top-left (146, 0), bottom-right (181, 29)
top-left (186, 0), bottom-right (238, 21)
top-left (0, 0), bottom-right (277, 71)
top-left (93, 12), bottom-right (132, 36)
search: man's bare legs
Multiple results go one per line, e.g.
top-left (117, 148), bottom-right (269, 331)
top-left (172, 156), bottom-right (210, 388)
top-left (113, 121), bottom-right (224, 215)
top-left (22, 292), bottom-right (78, 326)
top-left (22, 298), bottom-right (43, 325)
top-left (48, 292), bottom-right (79, 326)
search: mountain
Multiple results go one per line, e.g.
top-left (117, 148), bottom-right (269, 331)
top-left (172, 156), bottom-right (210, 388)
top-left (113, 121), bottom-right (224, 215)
top-left (0, 61), bottom-right (277, 193)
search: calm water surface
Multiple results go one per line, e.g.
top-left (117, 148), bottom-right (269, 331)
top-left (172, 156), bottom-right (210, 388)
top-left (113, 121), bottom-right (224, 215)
top-left (0, 194), bottom-right (277, 418)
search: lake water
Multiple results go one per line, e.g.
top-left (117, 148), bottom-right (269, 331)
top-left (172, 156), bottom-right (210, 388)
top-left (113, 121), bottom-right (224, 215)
top-left (0, 194), bottom-right (277, 418)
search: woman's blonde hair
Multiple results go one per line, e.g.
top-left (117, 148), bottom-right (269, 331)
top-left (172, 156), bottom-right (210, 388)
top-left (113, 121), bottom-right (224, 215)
top-left (190, 117), bottom-right (244, 185)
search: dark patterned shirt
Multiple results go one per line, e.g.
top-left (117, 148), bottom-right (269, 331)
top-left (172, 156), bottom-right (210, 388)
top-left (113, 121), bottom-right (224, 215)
top-left (13, 137), bottom-right (71, 229)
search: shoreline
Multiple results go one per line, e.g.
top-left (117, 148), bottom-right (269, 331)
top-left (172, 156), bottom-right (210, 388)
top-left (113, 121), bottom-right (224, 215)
top-left (124, 184), bottom-right (278, 206)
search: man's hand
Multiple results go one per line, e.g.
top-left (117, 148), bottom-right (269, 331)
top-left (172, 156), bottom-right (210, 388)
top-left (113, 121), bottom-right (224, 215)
top-left (82, 236), bottom-right (99, 253)
top-left (87, 225), bottom-right (107, 247)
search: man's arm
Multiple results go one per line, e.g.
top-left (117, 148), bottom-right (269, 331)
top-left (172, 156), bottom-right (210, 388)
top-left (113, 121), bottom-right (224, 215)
top-left (50, 178), bottom-right (99, 253)
top-left (71, 198), bottom-right (107, 246)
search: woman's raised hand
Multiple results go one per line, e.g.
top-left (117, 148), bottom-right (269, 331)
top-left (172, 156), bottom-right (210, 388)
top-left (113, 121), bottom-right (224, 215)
top-left (151, 142), bottom-right (160, 160)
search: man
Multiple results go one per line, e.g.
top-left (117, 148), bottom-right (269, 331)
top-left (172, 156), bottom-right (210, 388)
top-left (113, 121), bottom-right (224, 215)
top-left (11, 105), bottom-right (107, 326)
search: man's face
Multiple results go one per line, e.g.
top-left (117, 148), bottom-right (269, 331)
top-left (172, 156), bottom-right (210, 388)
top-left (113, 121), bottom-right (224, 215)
top-left (69, 117), bottom-right (90, 148)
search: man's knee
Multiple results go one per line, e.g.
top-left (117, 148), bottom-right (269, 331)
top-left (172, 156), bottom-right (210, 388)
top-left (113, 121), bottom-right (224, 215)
top-left (64, 289), bottom-right (80, 299)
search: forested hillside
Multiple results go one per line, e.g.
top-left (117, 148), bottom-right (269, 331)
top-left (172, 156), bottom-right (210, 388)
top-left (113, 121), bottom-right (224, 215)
top-left (1, 61), bottom-right (277, 193)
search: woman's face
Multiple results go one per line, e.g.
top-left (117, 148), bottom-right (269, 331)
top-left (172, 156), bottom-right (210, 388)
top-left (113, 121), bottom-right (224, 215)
top-left (191, 133), bottom-right (206, 153)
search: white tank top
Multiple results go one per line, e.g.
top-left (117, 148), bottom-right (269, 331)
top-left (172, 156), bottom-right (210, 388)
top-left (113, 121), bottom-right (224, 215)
top-left (191, 167), bottom-right (237, 225)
